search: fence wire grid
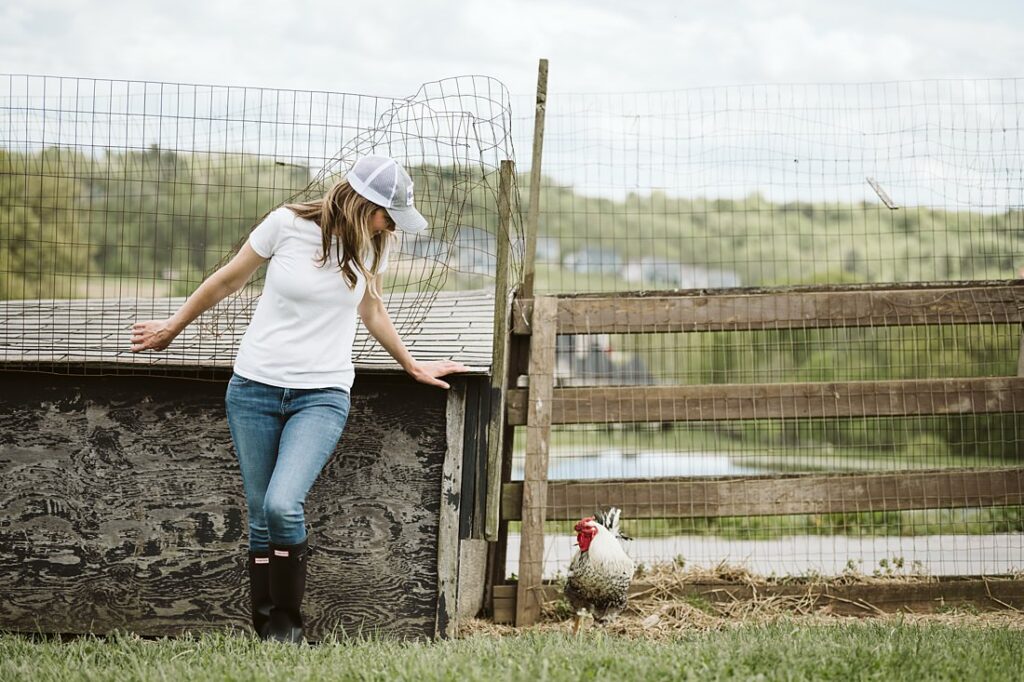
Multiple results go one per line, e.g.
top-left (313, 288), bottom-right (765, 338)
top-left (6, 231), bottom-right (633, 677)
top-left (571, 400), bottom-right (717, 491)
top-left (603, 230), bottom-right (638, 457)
top-left (0, 73), bottom-right (522, 375)
top-left (513, 80), bottom-right (1024, 294)
top-left (505, 79), bottom-right (1024, 582)
top-left (2, 73), bottom-right (1023, 581)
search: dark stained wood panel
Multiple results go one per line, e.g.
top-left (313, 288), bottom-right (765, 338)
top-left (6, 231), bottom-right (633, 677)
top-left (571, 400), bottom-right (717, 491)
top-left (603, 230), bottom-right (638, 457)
top-left (0, 371), bottom-right (463, 640)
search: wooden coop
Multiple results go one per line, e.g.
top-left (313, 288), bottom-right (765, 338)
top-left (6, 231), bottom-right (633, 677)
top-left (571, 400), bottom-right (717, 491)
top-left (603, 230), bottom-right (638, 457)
top-left (0, 289), bottom-right (498, 641)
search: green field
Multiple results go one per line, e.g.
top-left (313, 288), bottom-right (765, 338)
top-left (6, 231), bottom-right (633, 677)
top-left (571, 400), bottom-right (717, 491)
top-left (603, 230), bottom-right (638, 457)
top-left (3, 622), bottom-right (1022, 682)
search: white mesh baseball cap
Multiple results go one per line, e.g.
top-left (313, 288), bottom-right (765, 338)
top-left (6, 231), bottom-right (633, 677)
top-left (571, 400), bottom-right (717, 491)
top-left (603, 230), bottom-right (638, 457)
top-left (347, 155), bottom-right (428, 234)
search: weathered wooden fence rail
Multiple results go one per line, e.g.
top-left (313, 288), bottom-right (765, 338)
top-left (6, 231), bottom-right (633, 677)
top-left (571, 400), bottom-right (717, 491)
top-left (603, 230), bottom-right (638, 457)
top-left (507, 378), bottom-right (1024, 424)
top-left (502, 468), bottom-right (1024, 520)
top-left (504, 283), bottom-right (1024, 626)
top-left (512, 282), bottom-right (1024, 334)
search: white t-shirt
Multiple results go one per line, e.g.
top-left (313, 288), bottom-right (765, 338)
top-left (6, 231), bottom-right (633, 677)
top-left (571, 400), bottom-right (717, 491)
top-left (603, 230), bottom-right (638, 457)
top-left (232, 206), bottom-right (388, 390)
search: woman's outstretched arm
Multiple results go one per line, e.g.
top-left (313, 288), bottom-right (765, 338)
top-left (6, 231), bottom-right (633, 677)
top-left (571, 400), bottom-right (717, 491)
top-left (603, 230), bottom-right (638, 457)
top-left (358, 275), bottom-right (468, 389)
top-left (130, 243), bottom-right (267, 352)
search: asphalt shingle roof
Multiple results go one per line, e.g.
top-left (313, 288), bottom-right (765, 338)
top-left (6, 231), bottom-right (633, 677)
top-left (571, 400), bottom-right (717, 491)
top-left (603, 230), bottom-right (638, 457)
top-left (0, 289), bottom-right (495, 373)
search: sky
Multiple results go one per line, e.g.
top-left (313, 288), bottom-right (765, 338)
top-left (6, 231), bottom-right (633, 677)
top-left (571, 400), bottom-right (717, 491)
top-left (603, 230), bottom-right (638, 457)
top-left (2, 0), bottom-right (1023, 97)
top-left (3, 0), bottom-right (1022, 210)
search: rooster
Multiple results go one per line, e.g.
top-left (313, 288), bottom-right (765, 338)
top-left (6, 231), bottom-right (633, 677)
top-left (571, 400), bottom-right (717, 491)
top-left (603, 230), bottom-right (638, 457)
top-left (565, 507), bottom-right (635, 634)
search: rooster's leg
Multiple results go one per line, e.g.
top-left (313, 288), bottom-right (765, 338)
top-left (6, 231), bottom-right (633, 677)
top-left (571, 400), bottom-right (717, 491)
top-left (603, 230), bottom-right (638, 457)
top-left (572, 609), bottom-right (587, 636)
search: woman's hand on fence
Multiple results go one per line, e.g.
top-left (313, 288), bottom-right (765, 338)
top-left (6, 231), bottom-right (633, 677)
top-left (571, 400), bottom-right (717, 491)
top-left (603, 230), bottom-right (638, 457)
top-left (130, 319), bottom-right (180, 352)
top-left (407, 359), bottom-right (470, 390)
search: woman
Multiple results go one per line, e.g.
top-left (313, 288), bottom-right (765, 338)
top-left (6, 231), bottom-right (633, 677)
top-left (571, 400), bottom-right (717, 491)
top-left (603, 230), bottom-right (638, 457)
top-left (130, 155), bottom-right (467, 644)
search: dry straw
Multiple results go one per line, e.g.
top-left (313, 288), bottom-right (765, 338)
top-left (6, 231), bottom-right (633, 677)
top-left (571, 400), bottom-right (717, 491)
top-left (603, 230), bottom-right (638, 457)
top-left (466, 561), bottom-right (1024, 639)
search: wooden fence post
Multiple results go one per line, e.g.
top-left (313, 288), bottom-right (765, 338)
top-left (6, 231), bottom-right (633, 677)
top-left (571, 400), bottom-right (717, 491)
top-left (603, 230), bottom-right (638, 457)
top-left (515, 295), bottom-right (557, 626)
top-left (521, 58), bottom-right (549, 300)
top-left (484, 160), bottom-right (515, 541)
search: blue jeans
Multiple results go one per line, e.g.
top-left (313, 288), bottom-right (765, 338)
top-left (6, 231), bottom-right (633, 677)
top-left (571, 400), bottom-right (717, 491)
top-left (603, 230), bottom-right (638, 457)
top-left (225, 373), bottom-right (351, 551)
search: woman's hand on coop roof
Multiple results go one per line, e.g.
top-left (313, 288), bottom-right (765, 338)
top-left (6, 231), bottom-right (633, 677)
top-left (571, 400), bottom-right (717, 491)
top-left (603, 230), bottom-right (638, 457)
top-left (128, 244), bottom-right (265, 353)
top-left (130, 319), bottom-right (180, 352)
top-left (407, 359), bottom-right (470, 390)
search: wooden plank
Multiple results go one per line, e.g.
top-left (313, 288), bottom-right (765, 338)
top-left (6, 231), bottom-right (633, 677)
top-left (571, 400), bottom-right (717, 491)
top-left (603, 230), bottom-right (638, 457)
top-left (456, 539), bottom-right (488, 621)
top-left (492, 592), bottom-right (517, 625)
top-left (521, 58), bottom-right (549, 300)
top-left (0, 371), bottom-right (451, 640)
top-left (464, 380), bottom-right (486, 540)
top-left (512, 283), bottom-right (1024, 334)
top-left (484, 160), bottom-right (516, 541)
top-left (500, 468), bottom-right (1024, 520)
top-left (1017, 322), bottom-right (1024, 377)
top-left (486, 423), bottom-right (518, 610)
top-left (493, 585), bottom-right (517, 598)
top-left (488, 333), bottom-right (530, 588)
top-left (435, 381), bottom-right (466, 639)
top-left (491, 579), bottom-right (1024, 622)
top-left (515, 296), bottom-right (557, 627)
top-left (493, 607), bottom-right (516, 623)
top-left (506, 377), bottom-right (1024, 425)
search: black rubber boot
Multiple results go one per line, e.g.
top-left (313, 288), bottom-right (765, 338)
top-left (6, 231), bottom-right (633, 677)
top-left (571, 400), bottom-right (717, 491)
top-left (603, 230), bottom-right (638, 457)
top-left (266, 538), bottom-right (309, 644)
top-left (247, 550), bottom-right (272, 639)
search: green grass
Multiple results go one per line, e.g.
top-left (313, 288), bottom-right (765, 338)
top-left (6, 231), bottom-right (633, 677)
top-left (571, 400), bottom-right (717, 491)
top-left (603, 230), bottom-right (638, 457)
top-left (622, 505), bottom-right (1024, 540)
top-left (2, 623), bottom-right (1023, 681)
top-left (514, 424), bottom-right (1022, 472)
top-left (511, 505), bottom-right (1024, 541)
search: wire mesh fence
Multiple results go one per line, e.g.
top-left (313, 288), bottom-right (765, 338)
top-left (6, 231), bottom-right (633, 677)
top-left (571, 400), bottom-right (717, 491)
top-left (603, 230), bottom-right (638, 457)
top-left (506, 287), bottom-right (1024, 583)
top-left (3, 72), bottom-right (1023, 583)
top-left (512, 80), bottom-right (1024, 294)
top-left (0, 73), bottom-right (522, 374)
top-left (505, 79), bottom-right (1024, 583)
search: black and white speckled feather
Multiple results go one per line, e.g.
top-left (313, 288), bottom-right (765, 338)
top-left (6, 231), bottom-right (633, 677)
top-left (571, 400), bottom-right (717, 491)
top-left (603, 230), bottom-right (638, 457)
top-left (565, 507), bottom-right (635, 622)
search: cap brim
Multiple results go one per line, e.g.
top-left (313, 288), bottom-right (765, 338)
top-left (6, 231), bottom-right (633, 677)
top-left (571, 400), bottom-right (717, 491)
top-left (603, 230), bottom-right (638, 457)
top-left (387, 205), bottom-right (428, 234)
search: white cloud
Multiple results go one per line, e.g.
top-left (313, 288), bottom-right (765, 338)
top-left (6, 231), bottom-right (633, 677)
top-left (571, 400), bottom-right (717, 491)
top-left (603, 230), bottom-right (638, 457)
top-left (3, 0), bottom-right (1021, 209)
top-left (0, 0), bottom-right (1021, 96)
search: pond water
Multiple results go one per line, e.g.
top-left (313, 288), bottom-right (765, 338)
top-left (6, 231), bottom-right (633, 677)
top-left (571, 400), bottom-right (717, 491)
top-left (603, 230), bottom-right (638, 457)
top-left (512, 449), bottom-right (766, 480)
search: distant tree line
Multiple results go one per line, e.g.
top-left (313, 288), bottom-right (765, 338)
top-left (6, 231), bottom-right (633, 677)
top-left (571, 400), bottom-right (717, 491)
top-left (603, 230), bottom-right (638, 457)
top-left (0, 146), bottom-right (309, 298)
top-left (4, 147), bottom-right (1023, 298)
top-left (3, 147), bottom-right (1022, 461)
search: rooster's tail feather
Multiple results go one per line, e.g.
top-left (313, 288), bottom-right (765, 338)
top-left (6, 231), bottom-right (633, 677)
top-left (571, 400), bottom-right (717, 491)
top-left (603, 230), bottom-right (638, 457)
top-left (595, 507), bottom-right (622, 535)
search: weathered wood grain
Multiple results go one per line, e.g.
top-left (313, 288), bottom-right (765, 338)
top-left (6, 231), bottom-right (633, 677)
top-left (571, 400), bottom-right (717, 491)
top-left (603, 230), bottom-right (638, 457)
top-left (512, 283), bottom-right (1024, 334)
top-left (506, 378), bottom-right (1024, 425)
top-left (1018, 319), bottom-right (1024, 377)
top-left (436, 382), bottom-right (466, 639)
top-left (521, 58), bottom-right (548, 300)
top-left (500, 468), bottom-right (1024, 520)
top-left (516, 297), bottom-right (557, 627)
top-left (485, 161), bottom-right (515, 541)
top-left (0, 370), bottom-right (475, 640)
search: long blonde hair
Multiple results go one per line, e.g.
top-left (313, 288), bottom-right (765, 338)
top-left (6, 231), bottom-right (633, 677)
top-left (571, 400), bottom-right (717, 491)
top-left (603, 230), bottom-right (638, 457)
top-left (286, 179), bottom-right (391, 298)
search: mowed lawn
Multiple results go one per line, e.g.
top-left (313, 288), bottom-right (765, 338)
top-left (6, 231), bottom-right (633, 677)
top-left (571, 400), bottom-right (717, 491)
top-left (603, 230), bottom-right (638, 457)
top-left (2, 620), bottom-right (1023, 681)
